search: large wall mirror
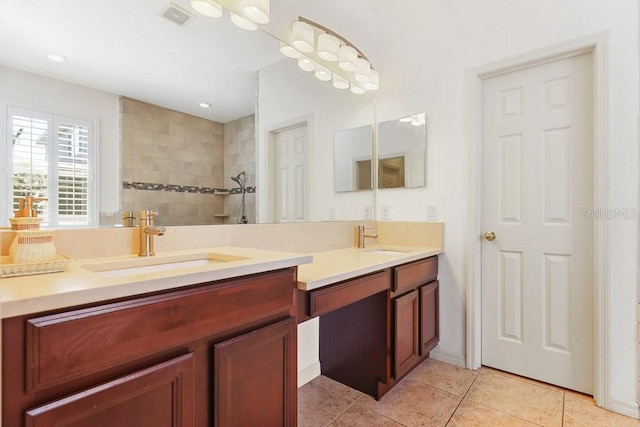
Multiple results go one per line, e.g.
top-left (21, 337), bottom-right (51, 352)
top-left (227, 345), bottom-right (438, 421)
top-left (0, 0), bottom-right (375, 227)
top-left (377, 113), bottom-right (426, 189)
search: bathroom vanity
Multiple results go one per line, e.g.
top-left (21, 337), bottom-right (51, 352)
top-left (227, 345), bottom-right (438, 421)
top-left (1, 248), bottom-right (311, 427)
top-left (297, 246), bottom-right (441, 399)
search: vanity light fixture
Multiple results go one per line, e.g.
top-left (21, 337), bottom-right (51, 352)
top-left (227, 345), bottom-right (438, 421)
top-left (279, 41), bottom-right (301, 59)
top-left (190, 0), bottom-right (269, 30)
top-left (282, 17), bottom-right (379, 94)
top-left (291, 21), bottom-right (314, 53)
top-left (297, 56), bottom-right (315, 72)
top-left (332, 73), bottom-right (349, 90)
top-left (190, 0), bottom-right (223, 18)
top-left (242, 0), bottom-right (269, 24)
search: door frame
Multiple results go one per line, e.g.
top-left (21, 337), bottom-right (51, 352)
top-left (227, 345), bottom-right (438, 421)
top-left (465, 33), bottom-right (610, 406)
top-left (265, 116), bottom-right (313, 223)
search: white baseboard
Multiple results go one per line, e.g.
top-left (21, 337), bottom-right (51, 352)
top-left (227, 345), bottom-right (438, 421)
top-left (297, 361), bottom-right (321, 388)
top-left (429, 347), bottom-right (467, 369)
top-left (609, 396), bottom-right (639, 419)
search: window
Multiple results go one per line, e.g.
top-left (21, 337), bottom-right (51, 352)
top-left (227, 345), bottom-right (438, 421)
top-left (7, 107), bottom-right (96, 227)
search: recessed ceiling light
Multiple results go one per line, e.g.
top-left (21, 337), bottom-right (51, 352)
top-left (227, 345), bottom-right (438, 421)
top-left (199, 102), bottom-right (211, 108)
top-left (46, 53), bottom-right (66, 63)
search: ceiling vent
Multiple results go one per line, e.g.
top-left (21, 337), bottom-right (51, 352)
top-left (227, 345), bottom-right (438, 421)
top-left (162, 3), bottom-right (192, 26)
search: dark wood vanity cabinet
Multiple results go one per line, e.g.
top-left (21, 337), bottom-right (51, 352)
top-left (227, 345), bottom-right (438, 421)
top-left (392, 257), bottom-right (439, 381)
top-left (3, 268), bottom-right (298, 427)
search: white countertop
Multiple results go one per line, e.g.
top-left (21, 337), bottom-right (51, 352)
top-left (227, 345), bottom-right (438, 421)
top-left (0, 247), bottom-right (312, 319)
top-left (297, 245), bottom-right (442, 291)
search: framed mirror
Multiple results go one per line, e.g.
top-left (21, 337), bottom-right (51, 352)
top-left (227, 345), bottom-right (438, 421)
top-left (0, 0), bottom-right (376, 226)
top-left (377, 113), bottom-right (426, 189)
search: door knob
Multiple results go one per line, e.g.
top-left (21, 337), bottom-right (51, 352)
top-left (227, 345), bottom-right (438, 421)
top-left (484, 231), bottom-right (496, 241)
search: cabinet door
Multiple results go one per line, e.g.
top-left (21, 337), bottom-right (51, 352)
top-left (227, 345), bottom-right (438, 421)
top-left (420, 280), bottom-right (439, 355)
top-left (214, 317), bottom-right (296, 427)
top-left (394, 290), bottom-right (420, 379)
top-left (25, 353), bottom-right (194, 427)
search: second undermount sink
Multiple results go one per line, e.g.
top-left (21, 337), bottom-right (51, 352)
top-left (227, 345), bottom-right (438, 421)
top-left (82, 252), bottom-right (249, 278)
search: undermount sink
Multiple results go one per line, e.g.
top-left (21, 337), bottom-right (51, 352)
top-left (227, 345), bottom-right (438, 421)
top-left (82, 252), bottom-right (249, 278)
top-left (365, 249), bottom-right (409, 255)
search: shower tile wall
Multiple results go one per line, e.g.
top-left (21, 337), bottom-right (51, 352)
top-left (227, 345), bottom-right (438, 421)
top-left (223, 115), bottom-right (256, 224)
top-left (121, 97), bottom-right (226, 226)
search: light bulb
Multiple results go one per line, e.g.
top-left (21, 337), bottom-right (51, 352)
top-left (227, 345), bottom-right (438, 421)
top-left (190, 0), bottom-right (222, 18)
top-left (243, 0), bottom-right (269, 24)
top-left (317, 34), bottom-right (339, 62)
top-left (354, 58), bottom-right (371, 83)
top-left (338, 45), bottom-right (357, 72)
top-left (298, 57), bottom-right (315, 72)
top-left (292, 21), bottom-right (314, 53)
top-left (280, 41), bottom-right (301, 59)
top-left (332, 73), bottom-right (349, 90)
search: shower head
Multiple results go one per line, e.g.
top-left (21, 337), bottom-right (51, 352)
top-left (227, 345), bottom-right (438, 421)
top-left (231, 171), bottom-right (246, 189)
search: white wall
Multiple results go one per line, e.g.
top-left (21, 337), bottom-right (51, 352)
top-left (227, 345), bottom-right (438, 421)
top-left (371, 0), bottom-right (638, 415)
top-left (257, 59), bottom-right (375, 222)
top-left (0, 66), bottom-right (121, 223)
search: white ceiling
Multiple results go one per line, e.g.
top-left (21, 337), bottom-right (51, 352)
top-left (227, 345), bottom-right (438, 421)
top-left (0, 0), bottom-right (285, 123)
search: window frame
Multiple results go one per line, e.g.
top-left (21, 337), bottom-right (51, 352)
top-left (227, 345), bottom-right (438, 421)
top-left (4, 106), bottom-right (98, 228)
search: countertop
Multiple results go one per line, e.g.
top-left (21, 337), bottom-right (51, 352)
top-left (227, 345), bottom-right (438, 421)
top-left (297, 245), bottom-right (443, 291)
top-left (0, 247), bottom-right (312, 319)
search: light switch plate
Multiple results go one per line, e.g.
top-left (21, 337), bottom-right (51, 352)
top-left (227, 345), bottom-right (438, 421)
top-left (381, 205), bottom-right (390, 220)
top-left (363, 205), bottom-right (372, 220)
top-left (328, 207), bottom-right (336, 220)
top-left (426, 204), bottom-right (437, 221)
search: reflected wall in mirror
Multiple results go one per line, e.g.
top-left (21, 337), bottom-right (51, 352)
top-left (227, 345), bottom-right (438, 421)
top-left (334, 125), bottom-right (374, 192)
top-left (377, 113), bottom-right (426, 189)
top-left (257, 59), bottom-right (375, 223)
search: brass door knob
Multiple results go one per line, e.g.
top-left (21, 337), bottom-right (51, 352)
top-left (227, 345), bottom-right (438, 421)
top-left (484, 231), bottom-right (496, 241)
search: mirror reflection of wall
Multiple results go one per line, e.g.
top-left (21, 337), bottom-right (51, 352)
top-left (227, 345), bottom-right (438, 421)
top-left (377, 113), bottom-right (426, 189)
top-left (334, 125), bottom-right (374, 192)
top-left (257, 59), bottom-right (375, 223)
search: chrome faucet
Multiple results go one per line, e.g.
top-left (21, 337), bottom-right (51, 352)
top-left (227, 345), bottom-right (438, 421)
top-left (138, 211), bottom-right (166, 256)
top-left (356, 225), bottom-right (378, 249)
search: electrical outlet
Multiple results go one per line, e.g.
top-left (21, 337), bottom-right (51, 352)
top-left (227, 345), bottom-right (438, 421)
top-left (328, 207), bottom-right (336, 220)
top-left (381, 205), bottom-right (390, 220)
top-left (426, 204), bottom-right (437, 221)
top-left (363, 205), bottom-right (372, 220)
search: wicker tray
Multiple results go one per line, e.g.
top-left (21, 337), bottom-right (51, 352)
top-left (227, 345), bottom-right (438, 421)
top-left (0, 254), bottom-right (72, 278)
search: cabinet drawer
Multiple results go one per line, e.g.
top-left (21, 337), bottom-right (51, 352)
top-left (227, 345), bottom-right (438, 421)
top-left (25, 269), bottom-right (295, 392)
top-left (394, 257), bottom-right (438, 294)
top-left (309, 269), bottom-right (391, 317)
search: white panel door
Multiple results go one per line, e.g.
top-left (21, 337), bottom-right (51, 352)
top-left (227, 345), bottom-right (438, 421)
top-left (273, 124), bottom-right (308, 222)
top-left (481, 53), bottom-right (594, 393)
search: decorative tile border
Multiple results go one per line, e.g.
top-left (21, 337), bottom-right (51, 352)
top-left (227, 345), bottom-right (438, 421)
top-left (122, 181), bottom-right (255, 194)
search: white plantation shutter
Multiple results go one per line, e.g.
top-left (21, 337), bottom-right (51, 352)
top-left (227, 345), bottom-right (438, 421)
top-left (8, 107), bottom-right (96, 227)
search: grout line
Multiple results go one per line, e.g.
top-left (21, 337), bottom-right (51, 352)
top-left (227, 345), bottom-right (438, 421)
top-left (443, 366), bottom-right (482, 425)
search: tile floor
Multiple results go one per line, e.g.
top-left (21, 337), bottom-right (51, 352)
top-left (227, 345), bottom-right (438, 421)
top-left (298, 358), bottom-right (640, 426)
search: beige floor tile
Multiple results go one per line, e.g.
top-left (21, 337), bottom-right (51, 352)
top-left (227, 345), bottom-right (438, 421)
top-left (482, 366), bottom-right (564, 392)
top-left (358, 378), bottom-right (461, 427)
top-left (298, 381), bottom-right (353, 427)
top-left (406, 358), bottom-right (479, 396)
top-left (328, 402), bottom-right (405, 426)
top-left (311, 375), bottom-right (367, 403)
top-left (563, 391), bottom-right (640, 426)
top-left (448, 399), bottom-right (542, 426)
top-left (465, 368), bottom-right (564, 426)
